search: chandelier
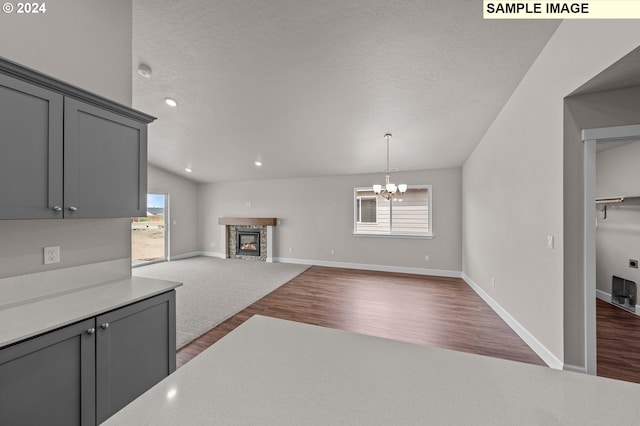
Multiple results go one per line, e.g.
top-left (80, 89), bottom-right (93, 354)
top-left (373, 133), bottom-right (407, 200)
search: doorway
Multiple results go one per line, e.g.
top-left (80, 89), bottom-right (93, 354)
top-left (132, 193), bottom-right (168, 266)
top-left (583, 124), bottom-right (640, 375)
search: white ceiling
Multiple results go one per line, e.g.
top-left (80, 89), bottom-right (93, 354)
top-left (132, 0), bottom-right (559, 183)
top-left (572, 45), bottom-right (640, 96)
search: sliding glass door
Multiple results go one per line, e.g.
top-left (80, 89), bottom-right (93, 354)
top-left (132, 193), bottom-right (168, 266)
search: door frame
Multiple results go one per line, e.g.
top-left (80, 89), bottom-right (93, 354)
top-left (132, 193), bottom-right (169, 266)
top-left (582, 123), bottom-right (640, 375)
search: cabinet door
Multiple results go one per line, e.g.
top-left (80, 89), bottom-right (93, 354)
top-left (0, 318), bottom-right (96, 426)
top-left (96, 291), bottom-right (176, 423)
top-left (0, 73), bottom-right (63, 219)
top-left (64, 98), bottom-right (147, 218)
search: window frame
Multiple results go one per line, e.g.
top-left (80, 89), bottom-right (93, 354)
top-left (353, 185), bottom-right (433, 238)
top-left (355, 195), bottom-right (378, 224)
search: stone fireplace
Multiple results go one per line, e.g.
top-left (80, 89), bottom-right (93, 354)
top-left (228, 226), bottom-right (265, 260)
top-left (218, 217), bottom-right (277, 262)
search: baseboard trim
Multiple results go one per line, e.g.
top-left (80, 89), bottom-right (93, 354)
top-left (194, 252), bottom-right (461, 277)
top-left (563, 364), bottom-right (587, 374)
top-left (596, 289), bottom-right (610, 303)
top-left (195, 251), bottom-right (225, 259)
top-left (596, 289), bottom-right (640, 316)
top-left (169, 251), bottom-right (207, 261)
top-left (462, 273), bottom-right (563, 370)
top-left (273, 257), bottom-right (462, 278)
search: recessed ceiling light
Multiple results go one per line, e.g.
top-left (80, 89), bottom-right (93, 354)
top-left (185, 167), bottom-right (192, 173)
top-left (165, 97), bottom-right (178, 107)
top-left (137, 64), bottom-right (152, 78)
top-left (254, 161), bottom-right (262, 166)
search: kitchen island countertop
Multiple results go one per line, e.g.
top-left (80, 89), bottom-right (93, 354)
top-left (103, 315), bottom-right (640, 426)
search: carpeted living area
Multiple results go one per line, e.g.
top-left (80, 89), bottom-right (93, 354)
top-left (133, 256), bottom-right (310, 348)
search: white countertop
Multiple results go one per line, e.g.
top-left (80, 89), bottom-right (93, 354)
top-left (102, 315), bottom-right (640, 425)
top-left (0, 275), bottom-right (182, 348)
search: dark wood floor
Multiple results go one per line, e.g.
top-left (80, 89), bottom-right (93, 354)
top-left (177, 266), bottom-right (545, 368)
top-left (597, 298), bottom-right (640, 384)
top-left (176, 268), bottom-right (640, 384)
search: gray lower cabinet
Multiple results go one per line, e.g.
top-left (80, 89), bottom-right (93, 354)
top-left (0, 318), bottom-right (96, 426)
top-left (0, 57), bottom-right (154, 219)
top-left (96, 291), bottom-right (176, 423)
top-left (0, 291), bottom-right (176, 425)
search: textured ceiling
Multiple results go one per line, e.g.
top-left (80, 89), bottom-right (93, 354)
top-left (132, 0), bottom-right (559, 183)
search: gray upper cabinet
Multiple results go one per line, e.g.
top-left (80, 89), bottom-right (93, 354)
top-left (64, 98), bottom-right (147, 218)
top-left (0, 57), bottom-right (155, 219)
top-left (0, 73), bottom-right (64, 219)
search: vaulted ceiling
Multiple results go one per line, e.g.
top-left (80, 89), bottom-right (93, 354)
top-left (132, 0), bottom-right (559, 183)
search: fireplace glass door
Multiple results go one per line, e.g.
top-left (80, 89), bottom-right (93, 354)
top-left (237, 231), bottom-right (260, 256)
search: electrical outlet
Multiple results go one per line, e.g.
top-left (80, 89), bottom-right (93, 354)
top-left (425, 254), bottom-right (430, 261)
top-left (491, 278), bottom-right (496, 288)
top-left (44, 246), bottom-right (60, 265)
top-left (330, 249), bottom-right (335, 255)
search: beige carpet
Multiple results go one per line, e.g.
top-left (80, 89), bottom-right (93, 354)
top-left (133, 256), bottom-right (310, 349)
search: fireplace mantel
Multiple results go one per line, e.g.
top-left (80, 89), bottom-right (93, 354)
top-left (218, 217), bottom-right (277, 226)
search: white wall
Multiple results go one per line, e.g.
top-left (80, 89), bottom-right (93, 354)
top-left (463, 20), bottom-right (640, 368)
top-left (199, 168), bottom-right (462, 275)
top-left (596, 142), bottom-right (640, 294)
top-left (0, 0), bottom-right (134, 279)
top-left (147, 165), bottom-right (199, 259)
top-left (0, 0), bottom-right (132, 105)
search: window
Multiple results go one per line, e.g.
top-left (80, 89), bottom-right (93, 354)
top-left (356, 196), bottom-right (377, 223)
top-left (353, 185), bottom-right (432, 237)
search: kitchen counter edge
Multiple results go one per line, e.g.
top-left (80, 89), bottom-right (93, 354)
top-left (0, 275), bottom-right (182, 348)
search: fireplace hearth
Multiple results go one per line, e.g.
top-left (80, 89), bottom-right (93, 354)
top-left (237, 231), bottom-right (261, 257)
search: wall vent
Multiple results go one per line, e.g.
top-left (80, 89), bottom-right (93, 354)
top-left (612, 276), bottom-right (637, 313)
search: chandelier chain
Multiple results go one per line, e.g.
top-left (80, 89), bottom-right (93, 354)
top-left (373, 133), bottom-right (406, 200)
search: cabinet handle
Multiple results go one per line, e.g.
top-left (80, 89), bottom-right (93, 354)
top-left (100, 323), bottom-right (109, 329)
top-left (68, 206), bottom-right (78, 211)
top-left (86, 328), bottom-right (96, 335)
top-left (52, 206), bottom-right (62, 212)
